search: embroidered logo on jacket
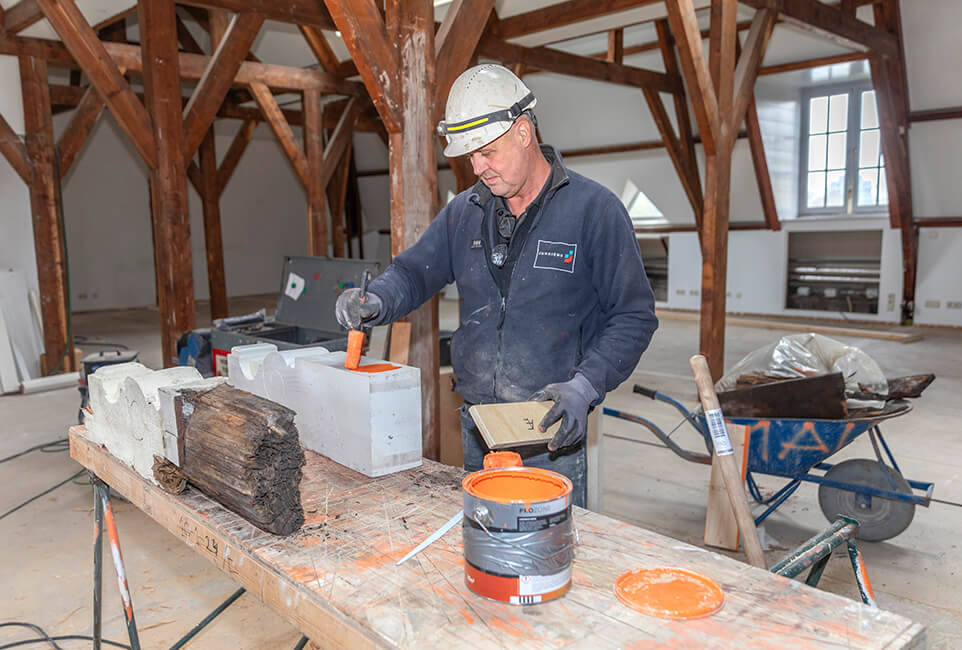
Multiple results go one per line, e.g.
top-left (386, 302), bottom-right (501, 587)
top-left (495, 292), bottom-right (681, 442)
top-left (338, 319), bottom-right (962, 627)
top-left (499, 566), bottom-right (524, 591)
top-left (533, 240), bottom-right (577, 273)
top-left (470, 239), bottom-right (483, 249)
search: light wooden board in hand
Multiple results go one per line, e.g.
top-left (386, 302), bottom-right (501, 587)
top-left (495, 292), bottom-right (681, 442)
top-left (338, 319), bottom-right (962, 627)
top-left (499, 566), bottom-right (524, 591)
top-left (468, 401), bottom-right (561, 449)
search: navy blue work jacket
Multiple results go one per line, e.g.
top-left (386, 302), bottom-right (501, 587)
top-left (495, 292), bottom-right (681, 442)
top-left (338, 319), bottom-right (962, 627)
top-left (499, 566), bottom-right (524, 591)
top-left (367, 146), bottom-right (658, 406)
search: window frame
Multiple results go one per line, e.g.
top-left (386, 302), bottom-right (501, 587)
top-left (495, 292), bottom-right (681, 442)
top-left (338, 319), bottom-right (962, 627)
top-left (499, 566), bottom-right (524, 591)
top-left (798, 81), bottom-right (888, 217)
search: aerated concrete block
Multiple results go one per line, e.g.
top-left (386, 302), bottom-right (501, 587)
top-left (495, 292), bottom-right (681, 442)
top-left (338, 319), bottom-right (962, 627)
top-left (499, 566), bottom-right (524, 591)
top-left (228, 343), bottom-right (422, 477)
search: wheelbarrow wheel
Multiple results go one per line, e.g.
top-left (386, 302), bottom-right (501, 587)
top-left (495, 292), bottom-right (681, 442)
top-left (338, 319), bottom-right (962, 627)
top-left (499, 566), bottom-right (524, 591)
top-left (818, 459), bottom-right (915, 542)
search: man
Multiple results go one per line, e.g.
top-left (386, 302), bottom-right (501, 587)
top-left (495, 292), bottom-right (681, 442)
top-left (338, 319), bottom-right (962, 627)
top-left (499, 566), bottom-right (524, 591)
top-left (336, 64), bottom-right (657, 507)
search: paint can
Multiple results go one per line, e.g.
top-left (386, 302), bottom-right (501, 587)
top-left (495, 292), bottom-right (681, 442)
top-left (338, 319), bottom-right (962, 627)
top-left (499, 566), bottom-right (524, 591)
top-left (462, 466), bottom-right (574, 605)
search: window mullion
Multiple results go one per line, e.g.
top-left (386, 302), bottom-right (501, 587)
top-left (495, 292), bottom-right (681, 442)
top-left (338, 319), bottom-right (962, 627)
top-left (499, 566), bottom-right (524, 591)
top-left (845, 88), bottom-right (860, 213)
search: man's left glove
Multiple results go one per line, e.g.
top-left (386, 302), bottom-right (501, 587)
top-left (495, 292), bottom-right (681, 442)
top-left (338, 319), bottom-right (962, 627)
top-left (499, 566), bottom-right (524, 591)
top-left (530, 373), bottom-right (600, 451)
top-left (335, 288), bottom-right (382, 330)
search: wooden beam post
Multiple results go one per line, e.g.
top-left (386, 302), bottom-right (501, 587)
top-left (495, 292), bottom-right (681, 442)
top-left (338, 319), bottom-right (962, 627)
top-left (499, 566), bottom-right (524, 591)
top-left (0, 111), bottom-right (31, 183)
top-left (303, 89), bottom-right (328, 256)
top-left (139, 0), bottom-right (196, 366)
top-left (35, 0), bottom-right (157, 169)
top-left (393, 0), bottom-right (440, 461)
top-left (327, 140), bottom-right (352, 258)
top-left (181, 12), bottom-right (264, 165)
top-left (607, 28), bottom-right (624, 64)
top-left (216, 118), bottom-right (256, 196)
top-left (249, 81), bottom-right (310, 188)
top-left (199, 128), bottom-right (228, 320)
top-left (20, 55), bottom-right (75, 373)
top-left (55, 86), bottom-right (105, 177)
top-left (745, 99), bottom-right (780, 230)
top-left (655, 19), bottom-right (702, 228)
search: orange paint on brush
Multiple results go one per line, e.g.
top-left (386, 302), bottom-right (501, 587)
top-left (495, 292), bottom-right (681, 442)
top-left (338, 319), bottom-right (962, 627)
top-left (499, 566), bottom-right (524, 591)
top-left (344, 330), bottom-right (364, 369)
top-left (463, 467), bottom-right (569, 504)
top-left (614, 567), bottom-right (725, 620)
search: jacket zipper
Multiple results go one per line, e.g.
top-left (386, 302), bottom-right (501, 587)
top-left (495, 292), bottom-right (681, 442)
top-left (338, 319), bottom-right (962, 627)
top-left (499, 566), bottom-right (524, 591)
top-left (492, 236), bottom-right (528, 399)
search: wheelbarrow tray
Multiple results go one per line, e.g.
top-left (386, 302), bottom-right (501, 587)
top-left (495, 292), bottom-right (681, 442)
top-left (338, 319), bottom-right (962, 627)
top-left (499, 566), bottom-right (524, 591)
top-left (722, 401), bottom-right (913, 477)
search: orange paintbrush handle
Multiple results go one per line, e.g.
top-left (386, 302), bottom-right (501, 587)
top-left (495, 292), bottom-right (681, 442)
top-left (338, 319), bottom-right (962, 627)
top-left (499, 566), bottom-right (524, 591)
top-left (345, 330), bottom-right (365, 369)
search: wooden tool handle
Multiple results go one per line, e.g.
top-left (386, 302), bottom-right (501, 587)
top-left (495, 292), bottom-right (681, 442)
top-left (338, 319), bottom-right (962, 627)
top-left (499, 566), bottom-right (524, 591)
top-left (690, 355), bottom-right (767, 569)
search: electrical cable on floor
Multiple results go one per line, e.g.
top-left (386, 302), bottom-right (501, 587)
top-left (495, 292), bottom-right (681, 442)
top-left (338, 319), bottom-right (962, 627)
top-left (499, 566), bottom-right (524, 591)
top-left (0, 627), bottom-right (130, 650)
top-left (0, 438), bottom-right (68, 465)
top-left (0, 470), bottom-right (85, 522)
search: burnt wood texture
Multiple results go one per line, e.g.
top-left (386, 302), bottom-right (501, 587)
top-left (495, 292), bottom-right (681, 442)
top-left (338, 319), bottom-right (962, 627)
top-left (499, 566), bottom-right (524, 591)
top-left (162, 384), bottom-right (305, 535)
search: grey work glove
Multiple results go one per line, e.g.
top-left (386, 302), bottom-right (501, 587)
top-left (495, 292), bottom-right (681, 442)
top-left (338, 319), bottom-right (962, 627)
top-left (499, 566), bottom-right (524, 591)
top-left (335, 288), bottom-right (382, 330)
top-left (530, 373), bottom-right (599, 452)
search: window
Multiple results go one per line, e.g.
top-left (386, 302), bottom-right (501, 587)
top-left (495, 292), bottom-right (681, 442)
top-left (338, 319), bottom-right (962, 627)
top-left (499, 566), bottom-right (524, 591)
top-left (799, 83), bottom-right (887, 215)
top-left (620, 179), bottom-right (666, 227)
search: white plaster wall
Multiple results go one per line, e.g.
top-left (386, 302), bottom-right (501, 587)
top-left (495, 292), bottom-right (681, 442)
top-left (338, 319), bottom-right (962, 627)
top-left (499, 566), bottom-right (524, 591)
top-left (915, 229), bottom-right (962, 327)
top-left (53, 113), bottom-right (310, 311)
top-left (0, 55), bottom-right (38, 294)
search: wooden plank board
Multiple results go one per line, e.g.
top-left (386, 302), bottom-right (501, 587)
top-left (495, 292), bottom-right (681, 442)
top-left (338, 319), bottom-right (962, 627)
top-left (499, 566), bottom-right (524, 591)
top-left (69, 428), bottom-right (924, 649)
top-left (469, 401), bottom-right (562, 449)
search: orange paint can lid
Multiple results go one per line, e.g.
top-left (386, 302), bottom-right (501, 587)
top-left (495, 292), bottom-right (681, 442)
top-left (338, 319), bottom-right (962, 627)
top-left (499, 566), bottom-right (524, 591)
top-left (614, 567), bottom-right (725, 620)
top-left (483, 451), bottom-right (523, 469)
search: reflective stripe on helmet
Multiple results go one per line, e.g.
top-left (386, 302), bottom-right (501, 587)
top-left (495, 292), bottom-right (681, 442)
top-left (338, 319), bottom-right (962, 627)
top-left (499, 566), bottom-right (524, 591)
top-left (436, 91), bottom-right (535, 137)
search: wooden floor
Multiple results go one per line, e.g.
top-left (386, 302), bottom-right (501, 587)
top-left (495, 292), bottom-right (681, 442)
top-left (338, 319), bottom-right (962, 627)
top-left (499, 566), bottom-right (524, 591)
top-left (71, 428), bottom-right (924, 649)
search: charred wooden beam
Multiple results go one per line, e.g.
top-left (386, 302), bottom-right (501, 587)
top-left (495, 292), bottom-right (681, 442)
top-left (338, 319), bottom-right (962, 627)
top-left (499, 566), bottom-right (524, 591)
top-left (21, 55), bottom-right (75, 374)
top-left (35, 0), bottom-right (157, 169)
top-left (162, 383), bottom-right (305, 536)
top-left (140, 0), bottom-right (196, 366)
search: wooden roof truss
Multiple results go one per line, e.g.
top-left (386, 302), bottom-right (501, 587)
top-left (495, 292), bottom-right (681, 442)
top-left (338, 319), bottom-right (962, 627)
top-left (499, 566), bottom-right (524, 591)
top-left (0, 0), bottom-right (924, 445)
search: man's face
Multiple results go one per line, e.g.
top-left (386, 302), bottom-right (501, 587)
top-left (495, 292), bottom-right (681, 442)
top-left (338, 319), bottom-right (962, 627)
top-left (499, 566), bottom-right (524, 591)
top-left (467, 121), bottom-right (527, 199)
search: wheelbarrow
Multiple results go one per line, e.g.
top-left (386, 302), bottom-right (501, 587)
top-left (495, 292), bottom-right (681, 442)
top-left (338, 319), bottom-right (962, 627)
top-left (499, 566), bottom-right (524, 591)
top-left (603, 384), bottom-right (940, 541)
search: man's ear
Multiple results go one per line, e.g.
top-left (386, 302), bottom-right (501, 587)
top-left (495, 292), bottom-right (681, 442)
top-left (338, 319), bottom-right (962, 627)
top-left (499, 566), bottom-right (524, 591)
top-left (515, 116), bottom-right (533, 147)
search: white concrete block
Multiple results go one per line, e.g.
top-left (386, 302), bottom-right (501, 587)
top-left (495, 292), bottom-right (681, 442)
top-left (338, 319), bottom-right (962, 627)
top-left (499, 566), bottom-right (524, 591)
top-left (83, 362), bottom-right (225, 484)
top-left (228, 344), bottom-right (422, 477)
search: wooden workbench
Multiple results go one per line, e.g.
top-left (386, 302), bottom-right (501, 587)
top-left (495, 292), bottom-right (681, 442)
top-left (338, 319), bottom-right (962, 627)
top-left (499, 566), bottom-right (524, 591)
top-left (69, 427), bottom-right (924, 649)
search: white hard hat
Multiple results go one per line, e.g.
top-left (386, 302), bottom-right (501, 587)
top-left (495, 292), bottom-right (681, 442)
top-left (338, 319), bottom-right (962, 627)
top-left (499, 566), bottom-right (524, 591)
top-left (437, 64), bottom-right (537, 158)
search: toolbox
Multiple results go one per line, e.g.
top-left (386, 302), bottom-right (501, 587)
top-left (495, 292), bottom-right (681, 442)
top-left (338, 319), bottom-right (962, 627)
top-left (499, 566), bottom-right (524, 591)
top-left (210, 256), bottom-right (381, 376)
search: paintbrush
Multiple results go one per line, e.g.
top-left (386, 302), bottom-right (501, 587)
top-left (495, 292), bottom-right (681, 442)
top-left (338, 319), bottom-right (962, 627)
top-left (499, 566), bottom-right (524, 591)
top-left (344, 269), bottom-right (372, 370)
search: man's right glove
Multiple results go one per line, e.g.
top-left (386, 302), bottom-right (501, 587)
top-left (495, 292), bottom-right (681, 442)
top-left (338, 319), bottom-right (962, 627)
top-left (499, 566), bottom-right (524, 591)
top-left (335, 288), bottom-right (382, 330)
